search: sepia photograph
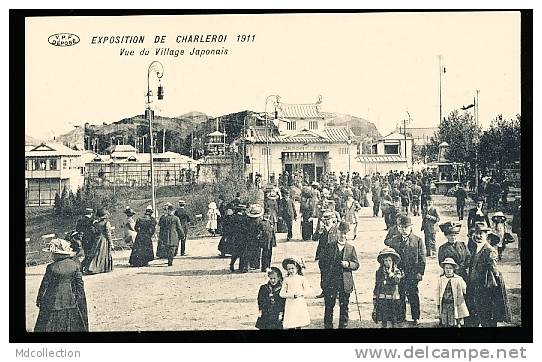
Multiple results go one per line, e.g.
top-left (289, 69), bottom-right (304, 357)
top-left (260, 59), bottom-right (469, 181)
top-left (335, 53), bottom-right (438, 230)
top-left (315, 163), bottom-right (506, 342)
top-left (12, 10), bottom-right (531, 342)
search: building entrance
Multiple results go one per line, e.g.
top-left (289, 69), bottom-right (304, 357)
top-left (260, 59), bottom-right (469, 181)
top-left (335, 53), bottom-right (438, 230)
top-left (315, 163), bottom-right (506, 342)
top-left (282, 151), bottom-right (328, 183)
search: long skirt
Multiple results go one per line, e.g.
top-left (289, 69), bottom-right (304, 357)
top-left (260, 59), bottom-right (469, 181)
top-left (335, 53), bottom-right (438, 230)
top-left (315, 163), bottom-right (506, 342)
top-left (34, 307), bottom-right (88, 332)
top-left (218, 235), bottom-right (235, 255)
top-left (129, 234), bottom-right (155, 266)
top-left (86, 235), bottom-right (113, 274)
top-left (283, 297), bottom-right (310, 329)
top-left (156, 237), bottom-right (168, 259)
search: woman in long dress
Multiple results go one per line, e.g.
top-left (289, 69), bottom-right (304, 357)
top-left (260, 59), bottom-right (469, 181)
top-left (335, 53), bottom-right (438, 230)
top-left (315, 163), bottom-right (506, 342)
top-left (156, 203), bottom-right (171, 259)
top-left (35, 238), bottom-right (88, 332)
top-left (85, 207), bottom-right (113, 274)
top-left (129, 205), bottom-right (157, 267)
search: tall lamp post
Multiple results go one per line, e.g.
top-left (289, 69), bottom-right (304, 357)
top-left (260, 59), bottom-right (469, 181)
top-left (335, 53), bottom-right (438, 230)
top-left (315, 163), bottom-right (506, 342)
top-left (145, 61), bottom-right (165, 217)
top-left (264, 95), bottom-right (280, 183)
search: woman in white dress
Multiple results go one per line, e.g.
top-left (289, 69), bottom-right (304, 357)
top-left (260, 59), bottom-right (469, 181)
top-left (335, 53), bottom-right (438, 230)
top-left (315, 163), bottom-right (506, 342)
top-left (206, 202), bottom-right (221, 236)
top-left (279, 256), bottom-right (311, 329)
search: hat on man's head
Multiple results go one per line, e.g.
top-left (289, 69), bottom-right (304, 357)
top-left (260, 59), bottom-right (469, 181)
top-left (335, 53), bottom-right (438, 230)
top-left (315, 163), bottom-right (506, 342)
top-left (397, 215), bottom-right (413, 227)
top-left (167, 204), bottom-right (176, 211)
top-left (476, 196), bottom-right (485, 203)
top-left (439, 221), bottom-right (461, 235)
top-left (178, 200), bottom-right (186, 206)
top-left (311, 181), bottom-right (320, 187)
top-left (124, 206), bottom-right (136, 216)
top-left (377, 247), bottom-right (401, 264)
top-left (491, 212), bottom-right (507, 222)
top-left (440, 257), bottom-right (458, 269)
top-left (266, 191), bottom-right (279, 200)
top-left (473, 221), bottom-right (491, 233)
top-left (145, 205), bottom-right (153, 214)
top-left (84, 208), bottom-right (94, 214)
top-left (96, 207), bottom-right (109, 218)
top-left (338, 221), bottom-right (350, 234)
top-left (246, 204), bottom-right (264, 218)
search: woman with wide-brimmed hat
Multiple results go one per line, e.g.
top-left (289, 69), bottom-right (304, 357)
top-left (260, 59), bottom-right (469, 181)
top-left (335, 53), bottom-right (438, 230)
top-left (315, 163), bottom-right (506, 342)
top-left (129, 205), bottom-right (156, 267)
top-left (372, 247), bottom-right (404, 328)
top-left (243, 204), bottom-right (265, 271)
top-left (34, 239), bottom-right (89, 332)
top-left (85, 207), bottom-right (113, 274)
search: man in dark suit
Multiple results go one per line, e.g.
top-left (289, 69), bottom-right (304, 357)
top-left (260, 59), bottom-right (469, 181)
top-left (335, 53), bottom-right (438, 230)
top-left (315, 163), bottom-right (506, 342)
top-left (421, 196), bottom-right (440, 257)
top-left (387, 215), bottom-right (426, 325)
top-left (465, 222), bottom-right (503, 327)
top-left (320, 221), bottom-right (359, 329)
top-left (75, 208), bottom-right (95, 274)
top-left (467, 197), bottom-right (491, 230)
top-left (159, 204), bottom-right (184, 266)
top-left (437, 221), bottom-right (470, 280)
top-left (174, 200), bottom-right (191, 256)
top-left (280, 190), bottom-right (297, 241)
top-left (313, 210), bottom-right (339, 298)
top-left (451, 183), bottom-right (468, 220)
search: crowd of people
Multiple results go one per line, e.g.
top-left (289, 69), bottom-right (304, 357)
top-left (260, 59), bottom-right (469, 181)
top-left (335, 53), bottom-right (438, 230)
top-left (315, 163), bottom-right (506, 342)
top-left (33, 169), bottom-right (521, 331)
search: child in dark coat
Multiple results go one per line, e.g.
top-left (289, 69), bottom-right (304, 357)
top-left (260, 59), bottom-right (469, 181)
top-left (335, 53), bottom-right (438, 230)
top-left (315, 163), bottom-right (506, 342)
top-left (256, 267), bottom-right (285, 329)
top-left (373, 247), bottom-right (404, 328)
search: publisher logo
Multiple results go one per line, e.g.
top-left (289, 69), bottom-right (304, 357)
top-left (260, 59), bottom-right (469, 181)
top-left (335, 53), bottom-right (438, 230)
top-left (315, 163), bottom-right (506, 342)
top-left (48, 33), bottom-right (80, 47)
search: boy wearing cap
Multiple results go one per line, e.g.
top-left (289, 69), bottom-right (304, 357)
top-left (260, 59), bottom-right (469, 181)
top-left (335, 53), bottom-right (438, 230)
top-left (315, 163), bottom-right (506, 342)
top-left (387, 215), bottom-right (426, 325)
top-left (320, 221), bottom-right (360, 329)
top-left (437, 222), bottom-right (470, 280)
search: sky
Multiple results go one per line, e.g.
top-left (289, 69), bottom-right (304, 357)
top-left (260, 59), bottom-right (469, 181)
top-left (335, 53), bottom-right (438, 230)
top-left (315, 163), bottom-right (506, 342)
top-left (25, 12), bottom-right (521, 140)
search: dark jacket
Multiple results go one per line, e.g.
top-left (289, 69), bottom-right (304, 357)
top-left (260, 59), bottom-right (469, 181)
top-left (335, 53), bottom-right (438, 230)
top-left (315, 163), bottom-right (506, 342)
top-left (174, 207), bottom-right (191, 228)
top-left (135, 215), bottom-right (157, 237)
top-left (36, 258), bottom-right (84, 311)
top-left (313, 225), bottom-right (339, 260)
top-left (467, 208), bottom-right (491, 230)
top-left (387, 233), bottom-right (426, 280)
top-left (320, 242), bottom-right (359, 293)
top-left (280, 197), bottom-right (297, 220)
top-left (438, 241), bottom-right (471, 278)
top-left (468, 242), bottom-right (498, 290)
top-left (158, 214), bottom-right (184, 247)
top-left (421, 207), bottom-right (440, 233)
top-left (256, 282), bottom-right (285, 330)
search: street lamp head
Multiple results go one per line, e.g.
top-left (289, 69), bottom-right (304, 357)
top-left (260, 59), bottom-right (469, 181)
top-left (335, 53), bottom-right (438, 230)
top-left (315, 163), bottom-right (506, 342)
top-left (157, 83), bottom-right (164, 100)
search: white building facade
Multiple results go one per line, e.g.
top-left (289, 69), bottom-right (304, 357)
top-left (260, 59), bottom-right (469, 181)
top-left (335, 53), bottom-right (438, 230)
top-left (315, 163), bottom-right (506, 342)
top-left (244, 101), bottom-right (357, 183)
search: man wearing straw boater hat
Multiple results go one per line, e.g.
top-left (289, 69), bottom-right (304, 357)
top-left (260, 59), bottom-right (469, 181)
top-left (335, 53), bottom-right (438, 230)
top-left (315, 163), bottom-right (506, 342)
top-left (437, 221), bottom-right (470, 280)
top-left (319, 221), bottom-right (359, 329)
top-left (175, 200), bottom-right (191, 256)
top-left (75, 207), bottom-right (95, 273)
top-left (387, 215), bottom-right (426, 325)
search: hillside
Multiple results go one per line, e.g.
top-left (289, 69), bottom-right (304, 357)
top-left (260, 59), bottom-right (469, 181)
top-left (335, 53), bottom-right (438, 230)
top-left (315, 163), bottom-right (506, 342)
top-left (25, 134), bottom-right (43, 146)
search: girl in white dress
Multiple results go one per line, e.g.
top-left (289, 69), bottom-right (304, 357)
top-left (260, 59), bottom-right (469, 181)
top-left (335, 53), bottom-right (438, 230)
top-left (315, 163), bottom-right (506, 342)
top-left (279, 256), bottom-right (311, 329)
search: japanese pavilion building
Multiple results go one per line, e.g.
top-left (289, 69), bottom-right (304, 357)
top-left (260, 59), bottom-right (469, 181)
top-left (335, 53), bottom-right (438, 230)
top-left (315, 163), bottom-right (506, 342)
top-left (244, 98), bottom-right (357, 184)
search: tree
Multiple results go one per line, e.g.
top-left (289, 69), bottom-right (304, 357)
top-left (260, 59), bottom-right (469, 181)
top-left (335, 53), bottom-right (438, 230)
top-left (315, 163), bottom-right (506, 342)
top-left (425, 110), bottom-right (481, 174)
top-left (53, 193), bottom-right (61, 216)
top-left (478, 114), bottom-right (521, 173)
